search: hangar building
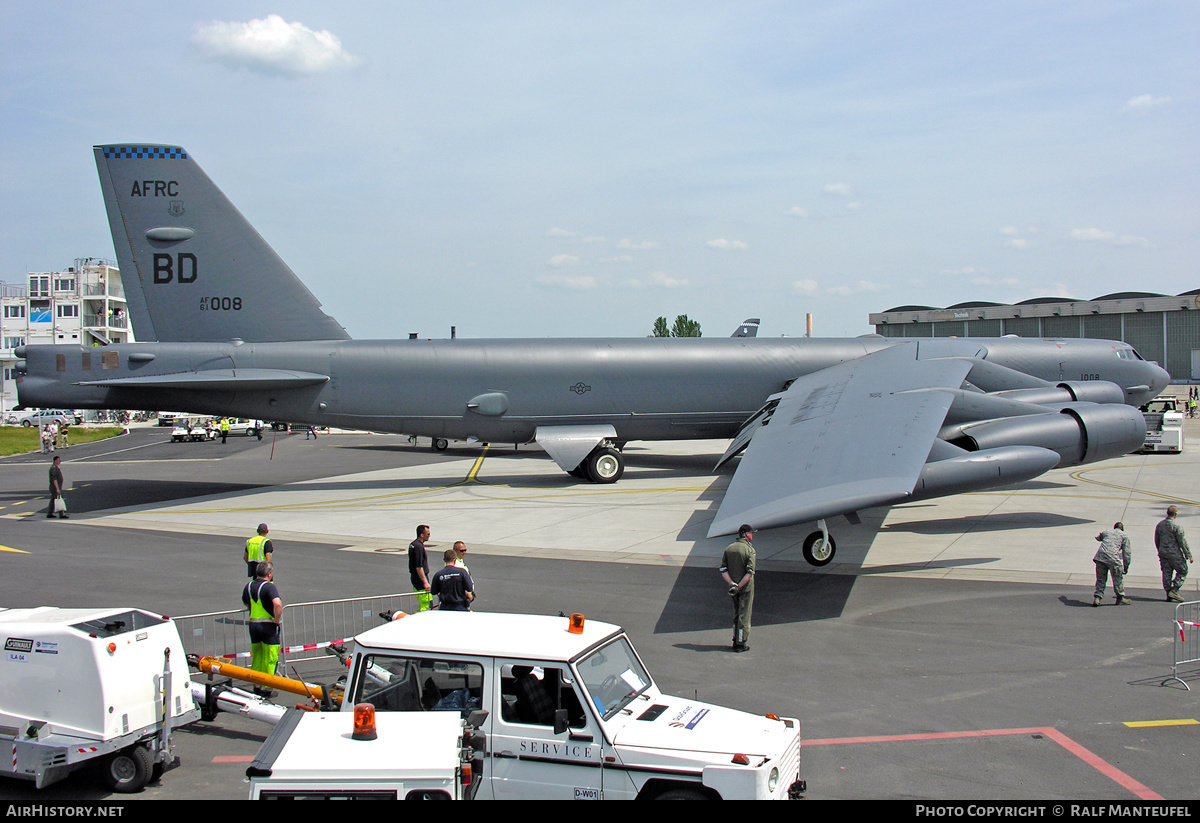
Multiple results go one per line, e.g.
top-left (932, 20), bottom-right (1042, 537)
top-left (869, 291), bottom-right (1200, 381)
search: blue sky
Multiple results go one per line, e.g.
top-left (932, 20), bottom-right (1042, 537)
top-left (1, 2), bottom-right (1195, 339)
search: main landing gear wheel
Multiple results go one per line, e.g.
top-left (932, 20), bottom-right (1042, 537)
top-left (432, 438), bottom-right (449, 452)
top-left (586, 447), bottom-right (624, 484)
top-left (103, 744), bottom-right (152, 793)
top-left (802, 530), bottom-right (836, 566)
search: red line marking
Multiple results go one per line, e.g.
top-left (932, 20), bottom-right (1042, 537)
top-left (212, 755), bottom-right (256, 763)
top-left (806, 726), bottom-right (1163, 801)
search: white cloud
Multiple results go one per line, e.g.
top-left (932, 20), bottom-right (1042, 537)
top-left (846, 201), bottom-right (862, 212)
top-left (616, 238), bottom-right (659, 251)
top-left (1123, 94), bottom-right (1170, 115)
top-left (792, 279), bottom-right (819, 295)
top-left (603, 254), bottom-right (634, 264)
top-left (969, 275), bottom-right (1023, 288)
top-left (706, 238), bottom-right (748, 252)
top-left (546, 227), bottom-right (578, 238)
top-left (1071, 227), bottom-right (1114, 242)
top-left (580, 235), bottom-right (608, 244)
top-left (192, 15), bottom-right (361, 76)
top-left (536, 273), bottom-right (596, 290)
top-left (1071, 228), bottom-right (1150, 247)
top-left (784, 206), bottom-right (809, 218)
top-left (545, 254), bottom-right (583, 267)
top-left (823, 183), bottom-right (853, 197)
top-left (649, 271), bottom-right (688, 288)
top-left (825, 280), bottom-right (884, 296)
top-left (1001, 225), bottom-right (1037, 249)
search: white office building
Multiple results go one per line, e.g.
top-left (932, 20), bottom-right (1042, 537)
top-left (1, 258), bottom-right (135, 416)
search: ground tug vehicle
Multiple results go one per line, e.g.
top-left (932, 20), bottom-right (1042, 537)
top-left (1141, 396), bottom-right (1185, 453)
top-left (0, 607), bottom-right (199, 792)
top-left (268, 610), bottom-right (804, 800)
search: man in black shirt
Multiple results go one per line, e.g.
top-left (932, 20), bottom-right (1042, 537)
top-left (430, 549), bottom-right (474, 611)
top-left (409, 524), bottom-right (432, 612)
top-left (47, 456), bottom-right (67, 519)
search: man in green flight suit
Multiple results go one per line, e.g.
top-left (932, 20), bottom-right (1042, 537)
top-left (720, 524), bottom-right (756, 653)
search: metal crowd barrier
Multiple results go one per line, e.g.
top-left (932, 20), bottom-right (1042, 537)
top-left (281, 592), bottom-right (416, 665)
top-left (1164, 600), bottom-right (1200, 690)
top-left (174, 591), bottom-right (419, 670)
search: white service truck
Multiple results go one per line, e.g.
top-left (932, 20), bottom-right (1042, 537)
top-left (0, 607), bottom-right (200, 792)
top-left (271, 611), bottom-right (804, 800)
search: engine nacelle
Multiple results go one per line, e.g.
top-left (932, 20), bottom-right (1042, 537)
top-left (1055, 380), bottom-right (1126, 405)
top-left (992, 380), bottom-right (1125, 407)
top-left (949, 403), bottom-right (1146, 467)
top-left (911, 445), bottom-right (1061, 500)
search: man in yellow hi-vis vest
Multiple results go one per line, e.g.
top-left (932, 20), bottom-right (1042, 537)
top-left (244, 523), bottom-right (274, 578)
top-left (241, 561), bottom-right (283, 682)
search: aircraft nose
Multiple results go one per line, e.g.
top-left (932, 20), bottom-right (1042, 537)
top-left (1151, 363), bottom-right (1171, 394)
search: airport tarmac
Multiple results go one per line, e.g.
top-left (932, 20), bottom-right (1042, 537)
top-left (1, 424), bottom-right (1198, 800)
top-left (45, 427), bottom-right (1200, 596)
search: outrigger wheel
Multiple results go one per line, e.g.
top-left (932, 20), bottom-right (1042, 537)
top-left (802, 530), bottom-right (836, 567)
top-left (432, 438), bottom-right (449, 452)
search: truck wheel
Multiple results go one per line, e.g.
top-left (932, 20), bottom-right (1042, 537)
top-left (802, 531), bottom-right (836, 566)
top-left (103, 745), bottom-right (152, 793)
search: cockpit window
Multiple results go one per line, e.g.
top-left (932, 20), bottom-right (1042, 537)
top-left (1115, 348), bottom-right (1144, 361)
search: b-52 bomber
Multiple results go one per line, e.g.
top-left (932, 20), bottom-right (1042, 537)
top-left (15, 145), bottom-right (1169, 564)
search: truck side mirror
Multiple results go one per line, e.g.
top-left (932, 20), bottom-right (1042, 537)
top-left (554, 709), bottom-right (569, 735)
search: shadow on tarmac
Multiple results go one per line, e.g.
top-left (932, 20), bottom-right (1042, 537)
top-left (882, 512), bottom-right (1093, 534)
top-left (656, 567), bottom-right (859, 635)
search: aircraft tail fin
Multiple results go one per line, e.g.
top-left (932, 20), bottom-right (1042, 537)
top-left (94, 144), bottom-right (350, 343)
top-left (731, 318), bottom-right (760, 338)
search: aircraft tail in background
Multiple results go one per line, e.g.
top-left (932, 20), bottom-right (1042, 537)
top-left (94, 144), bottom-right (350, 344)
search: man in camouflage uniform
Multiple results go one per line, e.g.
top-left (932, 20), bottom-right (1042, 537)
top-left (720, 524), bottom-right (756, 653)
top-left (1093, 522), bottom-right (1131, 607)
top-left (1155, 505), bottom-right (1193, 602)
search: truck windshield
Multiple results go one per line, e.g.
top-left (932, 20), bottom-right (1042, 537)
top-left (575, 637), bottom-right (651, 721)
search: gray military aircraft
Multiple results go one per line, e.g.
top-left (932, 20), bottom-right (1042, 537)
top-left (14, 145), bottom-right (1169, 564)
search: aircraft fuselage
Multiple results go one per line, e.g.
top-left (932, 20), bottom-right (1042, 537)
top-left (16, 335), bottom-right (1167, 443)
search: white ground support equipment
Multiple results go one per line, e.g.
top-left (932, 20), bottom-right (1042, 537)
top-left (1142, 396), bottom-right (1185, 453)
top-left (0, 607), bottom-right (200, 792)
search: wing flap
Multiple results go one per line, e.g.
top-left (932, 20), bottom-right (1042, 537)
top-left (707, 344), bottom-right (974, 537)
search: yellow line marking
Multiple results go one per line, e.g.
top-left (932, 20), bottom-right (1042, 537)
top-left (0, 545), bottom-right (29, 554)
top-left (464, 446), bottom-right (490, 482)
top-left (1123, 719), bottom-right (1199, 728)
top-left (1071, 466), bottom-right (1200, 507)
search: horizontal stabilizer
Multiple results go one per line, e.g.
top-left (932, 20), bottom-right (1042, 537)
top-left (77, 368), bottom-right (330, 391)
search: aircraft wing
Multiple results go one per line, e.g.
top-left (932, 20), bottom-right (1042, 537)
top-left (707, 343), bottom-right (974, 537)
